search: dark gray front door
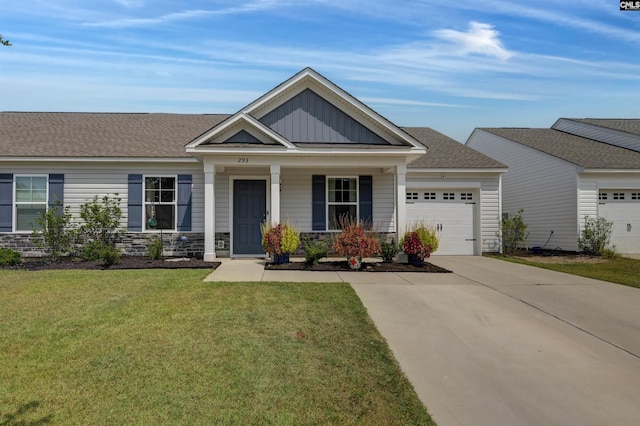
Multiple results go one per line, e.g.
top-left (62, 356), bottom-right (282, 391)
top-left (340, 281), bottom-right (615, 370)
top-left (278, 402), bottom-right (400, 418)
top-left (233, 180), bottom-right (266, 255)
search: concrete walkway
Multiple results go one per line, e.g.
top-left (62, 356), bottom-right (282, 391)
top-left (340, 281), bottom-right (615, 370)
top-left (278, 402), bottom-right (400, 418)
top-left (205, 256), bottom-right (640, 425)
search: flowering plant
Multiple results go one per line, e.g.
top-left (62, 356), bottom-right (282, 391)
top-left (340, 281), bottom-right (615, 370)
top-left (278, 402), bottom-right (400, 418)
top-left (332, 220), bottom-right (381, 258)
top-left (402, 232), bottom-right (432, 260)
top-left (402, 225), bottom-right (439, 260)
top-left (261, 222), bottom-right (300, 255)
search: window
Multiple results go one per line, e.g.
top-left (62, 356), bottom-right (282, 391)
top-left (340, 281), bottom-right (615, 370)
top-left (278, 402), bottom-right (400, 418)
top-left (443, 192), bottom-right (455, 200)
top-left (461, 193), bottom-right (473, 201)
top-left (599, 192), bottom-right (608, 201)
top-left (144, 176), bottom-right (176, 230)
top-left (424, 192), bottom-right (436, 200)
top-left (328, 177), bottom-right (357, 230)
top-left (613, 192), bottom-right (625, 200)
top-left (15, 176), bottom-right (47, 231)
top-left (406, 192), bottom-right (418, 200)
top-left (632, 193), bottom-right (639, 200)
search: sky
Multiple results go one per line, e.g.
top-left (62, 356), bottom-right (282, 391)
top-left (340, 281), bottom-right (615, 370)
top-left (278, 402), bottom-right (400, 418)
top-left (1, 0), bottom-right (639, 142)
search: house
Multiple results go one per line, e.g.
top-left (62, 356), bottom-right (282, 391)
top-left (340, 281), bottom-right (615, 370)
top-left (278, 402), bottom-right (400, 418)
top-left (0, 68), bottom-right (506, 259)
top-left (466, 118), bottom-right (640, 254)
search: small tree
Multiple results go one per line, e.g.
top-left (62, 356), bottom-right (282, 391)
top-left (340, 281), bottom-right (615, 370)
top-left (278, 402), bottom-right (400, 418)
top-left (578, 216), bottom-right (614, 256)
top-left (79, 194), bottom-right (122, 246)
top-left (31, 200), bottom-right (74, 260)
top-left (79, 194), bottom-right (122, 262)
top-left (499, 209), bottom-right (529, 256)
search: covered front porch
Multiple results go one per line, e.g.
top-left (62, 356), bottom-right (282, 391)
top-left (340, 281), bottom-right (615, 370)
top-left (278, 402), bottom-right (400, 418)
top-left (201, 155), bottom-right (411, 261)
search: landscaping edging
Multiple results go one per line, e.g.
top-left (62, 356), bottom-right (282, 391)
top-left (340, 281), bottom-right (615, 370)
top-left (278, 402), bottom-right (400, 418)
top-left (265, 260), bottom-right (452, 273)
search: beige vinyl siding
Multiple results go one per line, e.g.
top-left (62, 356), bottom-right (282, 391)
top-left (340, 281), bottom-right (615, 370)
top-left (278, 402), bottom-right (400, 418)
top-left (3, 162), bottom-right (204, 232)
top-left (215, 175), bottom-right (230, 232)
top-left (468, 130), bottom-right (580, 251)
top-left (478, 177), bottom-right (501, 252)
top-left (278, 169), bottom-right (395, 232)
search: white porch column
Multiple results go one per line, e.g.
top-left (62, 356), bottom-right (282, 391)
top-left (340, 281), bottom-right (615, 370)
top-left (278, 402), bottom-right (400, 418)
top-left (396, 164), bottom-right (407, 240)
top-left (203, 160), bottom-right (216, 261)
top-left (270, 164), bottom-right (281, 224)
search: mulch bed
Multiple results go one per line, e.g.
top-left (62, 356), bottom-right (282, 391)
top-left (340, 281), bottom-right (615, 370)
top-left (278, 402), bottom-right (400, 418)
top-left (3, 256), bottom-right (220, 271)
top-left (265, 260), bottom-right (452, 273)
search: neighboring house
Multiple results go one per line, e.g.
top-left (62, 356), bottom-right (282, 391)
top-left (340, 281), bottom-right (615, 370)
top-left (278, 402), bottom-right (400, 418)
top-left (0, 68), bottom-right (506, 259)
top-left (467, 118), bottom-right (640, 254)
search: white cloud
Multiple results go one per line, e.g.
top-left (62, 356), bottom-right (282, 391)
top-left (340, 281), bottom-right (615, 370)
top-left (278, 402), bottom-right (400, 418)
top-left (84, 0), bottom-right (296, 28)
top-left (433, 22), bottom-right (513, 60)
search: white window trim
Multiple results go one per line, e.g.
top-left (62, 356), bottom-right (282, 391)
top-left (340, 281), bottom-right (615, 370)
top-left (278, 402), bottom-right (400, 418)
top-left (143, 175), bottom-right (178, 232)
top-left (326, 176), bottom-right (359, 231)
top-left (13, 174), bottom-right (48, 233)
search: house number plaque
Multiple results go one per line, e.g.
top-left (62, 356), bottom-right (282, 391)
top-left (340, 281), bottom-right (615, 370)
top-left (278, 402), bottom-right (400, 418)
top-left (238, 157), bottom-right (249, 163)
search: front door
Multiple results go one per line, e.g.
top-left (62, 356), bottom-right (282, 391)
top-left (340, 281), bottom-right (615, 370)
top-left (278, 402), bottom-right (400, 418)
top-left (233, 180), bottom-right (266, 255)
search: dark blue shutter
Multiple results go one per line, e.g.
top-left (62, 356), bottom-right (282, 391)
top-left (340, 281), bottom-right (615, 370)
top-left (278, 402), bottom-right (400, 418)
top-left (359, 175), bottom-right (373, 225)
top-left (0, 174), bottom-right (13, 232)
top-left (312, 175), bottom-right (326, 231)
top-left (128, 174), bottom-right (143, 232)
top-left (177, 174), bottom-right (192, 232)
top-left (48, 174), bottom-right (64, 211)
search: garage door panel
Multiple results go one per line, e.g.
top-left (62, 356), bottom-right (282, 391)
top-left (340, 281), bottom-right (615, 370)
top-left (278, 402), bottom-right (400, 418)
top-left (406, 190), bottom-right (476, 255)
top-left (598, 190), bottom-right (640, 254)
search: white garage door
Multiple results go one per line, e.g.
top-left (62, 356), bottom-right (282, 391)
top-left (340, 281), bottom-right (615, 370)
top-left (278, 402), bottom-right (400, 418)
top-left (598, 190), bottom-right (640, 254)
top-left (406, 190), bottom-right (476, 255)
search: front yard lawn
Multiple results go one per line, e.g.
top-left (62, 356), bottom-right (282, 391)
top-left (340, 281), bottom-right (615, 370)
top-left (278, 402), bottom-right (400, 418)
top-left (491, 255), bottom-right (640, 288)
top-left (0, 270), bottom-right (433, 425)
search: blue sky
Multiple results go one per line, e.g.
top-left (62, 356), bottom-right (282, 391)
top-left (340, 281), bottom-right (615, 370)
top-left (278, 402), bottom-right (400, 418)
top-left (1, 1), bottom-right (639, 142)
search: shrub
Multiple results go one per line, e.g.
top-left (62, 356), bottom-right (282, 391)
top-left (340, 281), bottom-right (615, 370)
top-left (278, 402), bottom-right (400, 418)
top-left (401, 224), bottom-right (439, 260)
top-left (0, 247), bottom-right (21, 266)
top-left (499, 209), bottom-right (529, 256)
top-left (402, 232), bottom-right (433, 260)
top-left (303, 237), bottom-right (328, 266)
top-left (380, 239), bottom-right (400, 263)
top-left (147, 236), bottom-right (163, 260)
top-left (578, 216), bottom-right (614, 256)
top-left (81, 240), bottom-right (106, 261)
top-left (261, 222), bottom-right (301, 255)
top-left (31, 200), bottom-right (74, 260)
top-left (100, 245), bottom-right (121, 268)
top-left (332, 218), bottom-right (381, 259)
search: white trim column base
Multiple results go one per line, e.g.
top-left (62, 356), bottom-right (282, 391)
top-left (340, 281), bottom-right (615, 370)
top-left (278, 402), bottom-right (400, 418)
top-left (204, 159), bottom-right (216, 261)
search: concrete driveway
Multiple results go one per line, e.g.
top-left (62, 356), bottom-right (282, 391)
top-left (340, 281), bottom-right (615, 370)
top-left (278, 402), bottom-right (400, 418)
top-left (352, 256), bottom-right (640, 426)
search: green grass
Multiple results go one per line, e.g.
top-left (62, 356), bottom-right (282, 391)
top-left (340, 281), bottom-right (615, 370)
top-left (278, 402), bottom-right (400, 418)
top-left (0, 270), bottom-right (433, 425)
top-left (490, 255), bottom-right (640, 288)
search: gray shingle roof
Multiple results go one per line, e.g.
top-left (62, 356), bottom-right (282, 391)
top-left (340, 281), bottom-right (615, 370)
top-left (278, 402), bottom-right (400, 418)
top-left (404, 127), bottom-right (506, 169)
top-left (0, 112), bottom-right (229, 158)
top-left (479, 128), bottom-right (640, 169)
top-left (567, 118), bottom-right (640, 136)
top-left (0, 113), bottom-right (505, 170)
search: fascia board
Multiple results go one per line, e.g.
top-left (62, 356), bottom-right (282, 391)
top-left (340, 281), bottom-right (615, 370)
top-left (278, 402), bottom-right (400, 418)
top-left (0, 157), bottom-right (199, 163)
top-left (408, 167), bottom-right (508, 173)
top-left (581, 168), bottom-right (640, 174)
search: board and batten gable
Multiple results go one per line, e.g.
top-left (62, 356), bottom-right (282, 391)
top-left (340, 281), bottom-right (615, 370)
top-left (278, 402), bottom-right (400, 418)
top-left (553, 119), bottom-right (640, 153)
top-left (3, 162), bottom-right (205, 232)
top-left (259, 89), bottom-right (390, 145)
top-left (467, 129), bottom-right (580, 251)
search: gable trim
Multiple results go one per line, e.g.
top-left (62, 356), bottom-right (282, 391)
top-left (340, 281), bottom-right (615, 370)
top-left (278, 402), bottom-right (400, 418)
top-left (242, 68), bottom-right (425, 150)
top-left (186, 113), bottom-right (296, 150)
